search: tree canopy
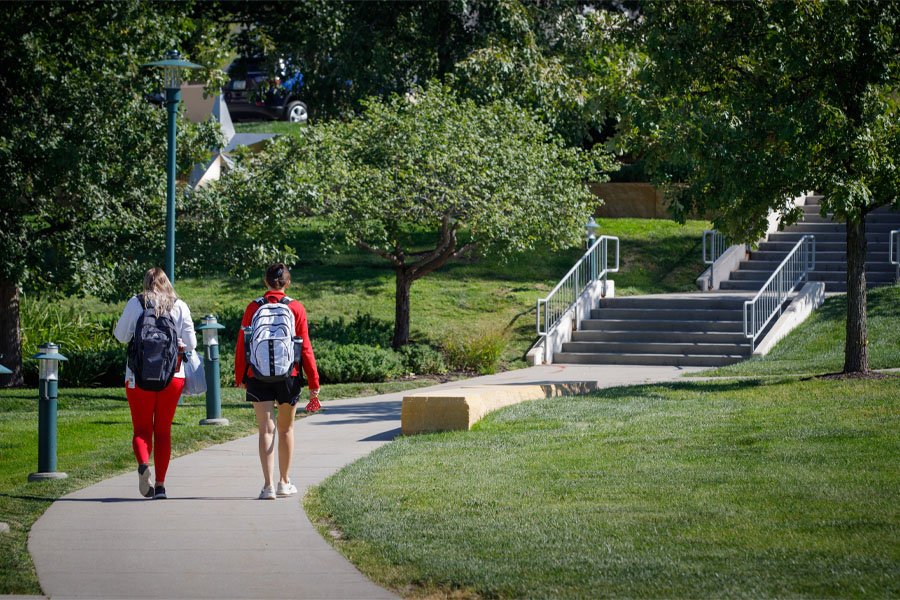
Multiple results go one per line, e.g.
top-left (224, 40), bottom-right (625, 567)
top-left (0, 0), bottom-right (229, 385)
top-left (624, 0), bottom-right (900, 373)
top-left (202, 0), bottom-right (636, 147)
top-left (287, 84), bottom-right (613, 347)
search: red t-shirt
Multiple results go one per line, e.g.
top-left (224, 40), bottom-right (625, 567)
top-left (234, 290), bottom-right (320, 389)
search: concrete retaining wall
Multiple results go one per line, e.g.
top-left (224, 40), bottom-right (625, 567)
top-left (401, 382), bottom-right (598, 435)
top-left (753, 281), bottom-right (826, 356)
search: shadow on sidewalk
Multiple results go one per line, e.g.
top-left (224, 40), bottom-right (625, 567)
top-left (312, 399), bottom-right (400, 426)
top-left (359, 427), bottom-right (401, 442)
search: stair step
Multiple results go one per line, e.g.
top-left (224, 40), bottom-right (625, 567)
top-left (769, 232), bottom-right (891, 242)
top-left (580, 318), bottom-right (744, 333)
top-left (571, 330), bottom-right (749, 344)
top-left (740, 260), bottom-right (897, 272)
top-left (590, 307), bottom-right (743, 321)
top-left (552, 352), bottom-right (746, 367)
top-left (757, 241), bottom-right (890, 252)
top-left (749, 250), bottom-right (893, 262)
top-left (561, 341), bottom-right (751, 355)
top-left (598, 296), bottom-right (748, 310)
top-left (788, 223), bottom-right (900, 233)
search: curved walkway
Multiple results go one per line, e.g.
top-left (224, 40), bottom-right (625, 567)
top-left (28, 364), bottom-right (702, 599)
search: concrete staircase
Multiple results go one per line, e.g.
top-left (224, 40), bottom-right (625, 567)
top-left (720, 196), bottom-right (900, 293)
top-left (550, 195), bottom-right (898, 367)
top-left (554, 292), bottom-right (756, 366)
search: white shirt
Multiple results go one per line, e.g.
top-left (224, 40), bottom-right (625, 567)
top-left (114, 296), bottom-right (197, 387)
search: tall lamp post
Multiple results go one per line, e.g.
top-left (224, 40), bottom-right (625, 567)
top-left (143, 50), bottom-right (204, 282)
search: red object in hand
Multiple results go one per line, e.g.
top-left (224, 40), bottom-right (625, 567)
top-left (305, 396), bottom-right (321, 412)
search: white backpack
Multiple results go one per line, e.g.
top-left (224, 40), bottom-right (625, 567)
top-left (244, 296), bottom-right (302, 383)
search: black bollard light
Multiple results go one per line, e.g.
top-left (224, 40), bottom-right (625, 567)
top-left (197, 315), bottom-right (228, 426)
top-left (28, 343), bottom-right (68, 482)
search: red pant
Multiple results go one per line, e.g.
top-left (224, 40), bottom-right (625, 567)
top-left (125, 378), bottom-right (184, 483)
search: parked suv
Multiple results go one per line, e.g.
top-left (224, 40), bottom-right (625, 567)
top-left (223, 58), bottom-right (308, 123)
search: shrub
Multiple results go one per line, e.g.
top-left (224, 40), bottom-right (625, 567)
top-left (315, 342), bottom-right (404, 383)
top-left (399, 344), bottom-right (447, 375)
top-left (20, 298), bottom-right (123, 387)
top-left (444, 328), bottom-right (507, 374)
top-left (310, 312), bottom-right (393, 347)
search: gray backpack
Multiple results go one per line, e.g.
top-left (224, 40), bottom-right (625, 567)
top-left (244, 296), bottom-right (302, 383)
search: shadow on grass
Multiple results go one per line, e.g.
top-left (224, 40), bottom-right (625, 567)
top-left (588, 377), bottom-right (774, 400)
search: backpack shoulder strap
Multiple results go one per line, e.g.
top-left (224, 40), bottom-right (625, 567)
top-left (253, 297), bottom-right (266, 306)
top-left (136, 294), bottom-right (146, 310)
top-left (280, 296), bottom-right (293, 305)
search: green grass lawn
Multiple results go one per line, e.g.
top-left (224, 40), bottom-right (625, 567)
top-left (53, 217), bottom-right (710, 373)
top-left (306, 284), bottom-right (900, 599)
top-left (0, 379), bottom-right (437, 595)
top-left (309, 376), bottom-right (900, 599)
top-left (693, 285), bottom-right (900, 378)
top-left (233, 119), bottom-right (308, 139)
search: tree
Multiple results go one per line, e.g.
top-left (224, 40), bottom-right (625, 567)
top-left (202, 0), bottom-right (638, 147)
top-left (623, 0), bottom-right (900, 374)
top-left (295, 85), bottom-right (613, 348)
top-left (453, 1), bottom-right (638, 147)
top-left (203, 0), bottom-right (491, 120)
top-left (0, 1), bottom-right (229, 386)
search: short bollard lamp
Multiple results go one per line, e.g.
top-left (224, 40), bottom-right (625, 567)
top-left (143, 50), bottom-right (204, 283)
top-left (197, 315), bottom-right (228, 426)
top-left (28, 343), bottom-right (68, 482)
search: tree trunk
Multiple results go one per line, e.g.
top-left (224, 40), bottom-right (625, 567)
top-left (0, 277), bottom-right (23, 387)
top-left (392, 267), bottom-right (413, 349)
top-left (843, 218), bottom-right (869, 374)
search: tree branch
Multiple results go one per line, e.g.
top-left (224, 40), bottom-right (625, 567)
top-left (356, 237), bottom-right (403, 267)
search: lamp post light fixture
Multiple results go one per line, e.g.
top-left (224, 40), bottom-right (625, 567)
top-left (143, 50), bottom-right (204, 283)
top-left (28, 343), bottom-right (68, 482)
top-left (585, 217), bottom-right (601, 249)
top-left (196, 315), bottom-right (228, 426)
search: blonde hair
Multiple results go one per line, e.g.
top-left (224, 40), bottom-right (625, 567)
top-left (141, 268), bottom-right (177, 317)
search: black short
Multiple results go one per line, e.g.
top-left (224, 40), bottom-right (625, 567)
top-left (245, 377), bottom-right (303, 406)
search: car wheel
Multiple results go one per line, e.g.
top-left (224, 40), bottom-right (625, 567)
top-left (284, 101), bottom-right (308, 123)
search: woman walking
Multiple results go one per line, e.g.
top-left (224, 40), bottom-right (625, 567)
top-left (235, 263), bottom-right (320, 500)
top-left (114, 267), bottom-right (196, 500)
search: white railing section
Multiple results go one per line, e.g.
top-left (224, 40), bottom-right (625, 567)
top-left (890, 230), bottom-right (899, 281)
top-left (702, 230), bottom-right (727, 265)
top-left (743, 235), bottom-right (815, 351)
top-left (537, 236), bottom-right (620, 339)
top-left (702, 230), bottom-right (728, 290)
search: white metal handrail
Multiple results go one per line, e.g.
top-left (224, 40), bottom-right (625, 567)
top-left (702, 230), bottom-right (727, 265)
top-left (536, 236), bottom-right (620, 339)
top-left (743, 235), bottom-right (815, 351)
top-left (702, 230), bottom-right (728, 291)
top-left (890, 230), bottom-right (899, 281)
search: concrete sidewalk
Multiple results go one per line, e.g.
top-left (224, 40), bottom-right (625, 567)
top-left (28, 364), bottom-right (702, 599)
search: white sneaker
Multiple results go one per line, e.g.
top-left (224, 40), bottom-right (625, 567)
top-left (258, 485), bottom-right (276, 500)
top-left (138, 463), bottom-right (154, 498)
top-left (276, 480), bottom-right (297, 497)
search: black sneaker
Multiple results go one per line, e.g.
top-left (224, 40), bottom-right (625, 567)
top-left (138, 463), bottom-right (154, 498)
top-left (153, 485), bottom-right (167, 500)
